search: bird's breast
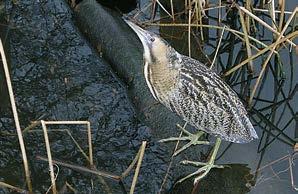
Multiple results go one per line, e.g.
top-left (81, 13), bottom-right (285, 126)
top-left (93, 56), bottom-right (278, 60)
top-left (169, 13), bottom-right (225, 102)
top-left (146, 61), bottom-right (179, 104)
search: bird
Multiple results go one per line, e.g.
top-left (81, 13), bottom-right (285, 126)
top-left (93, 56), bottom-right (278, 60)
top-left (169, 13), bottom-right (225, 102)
top-left (125, 19), bottom-right (258, 183)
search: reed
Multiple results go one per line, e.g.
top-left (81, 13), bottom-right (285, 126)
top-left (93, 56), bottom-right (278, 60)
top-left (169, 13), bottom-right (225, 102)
top-left (0, 39), bottom-right (32, 193)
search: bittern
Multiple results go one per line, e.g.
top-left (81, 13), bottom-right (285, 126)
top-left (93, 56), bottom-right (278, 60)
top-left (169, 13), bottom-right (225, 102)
top-left (125, 20), bottom-right (258, 183)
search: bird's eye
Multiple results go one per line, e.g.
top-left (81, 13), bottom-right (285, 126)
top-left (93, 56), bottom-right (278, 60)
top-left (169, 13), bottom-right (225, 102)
top-left (150, 37), bottom-right (155, 42)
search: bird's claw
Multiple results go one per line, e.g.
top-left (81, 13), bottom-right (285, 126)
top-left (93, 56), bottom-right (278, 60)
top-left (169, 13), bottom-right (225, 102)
top-left (159, 124), bottom-right (209, 156)
top-left (177, 159), bottom-right (224, 184)
top-left (176, 138), bottom-right (222, 184)
top-left (159, 123), bottom-right (222, 184)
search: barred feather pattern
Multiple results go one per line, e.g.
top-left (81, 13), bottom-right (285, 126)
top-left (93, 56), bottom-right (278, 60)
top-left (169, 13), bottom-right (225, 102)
top-left (155, 51), bottom-right (258, 143)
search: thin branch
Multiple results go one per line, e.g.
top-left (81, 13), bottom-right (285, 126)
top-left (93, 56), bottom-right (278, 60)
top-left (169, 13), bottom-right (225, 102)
top-left (0, 39), bottom-right (32, 193)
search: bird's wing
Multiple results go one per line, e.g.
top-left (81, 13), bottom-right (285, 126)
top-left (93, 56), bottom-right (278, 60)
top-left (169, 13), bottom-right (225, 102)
top-left (168, 56), bottom-right (258, 143)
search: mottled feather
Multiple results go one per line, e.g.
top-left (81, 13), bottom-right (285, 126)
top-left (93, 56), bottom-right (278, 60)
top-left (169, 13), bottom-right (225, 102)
top-left (167, 55), bottom-right (258, 143)
top-left (125, 20), bottom-right (258, 143)
top-left (148, 47), bottom-right (257, 143)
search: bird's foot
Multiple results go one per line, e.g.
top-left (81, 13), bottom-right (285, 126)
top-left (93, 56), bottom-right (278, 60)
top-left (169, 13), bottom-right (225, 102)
top-left (177, 138), bottom-right (223, 184)
top-left (159, 123), bottom-right (210, 156)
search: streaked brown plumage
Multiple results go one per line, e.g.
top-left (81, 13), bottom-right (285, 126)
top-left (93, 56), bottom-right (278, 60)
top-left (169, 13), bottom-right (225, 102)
top-left (125, 20), bottom-right (258, 143)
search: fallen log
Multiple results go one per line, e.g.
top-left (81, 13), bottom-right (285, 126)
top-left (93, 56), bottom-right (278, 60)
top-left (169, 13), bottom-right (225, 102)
top-left (73, 0), bottom-right (191, 139)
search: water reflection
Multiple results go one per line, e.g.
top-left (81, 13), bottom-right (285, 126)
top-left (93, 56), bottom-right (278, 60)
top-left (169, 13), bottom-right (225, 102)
top-left (169, 164), bottom-right (253, 194)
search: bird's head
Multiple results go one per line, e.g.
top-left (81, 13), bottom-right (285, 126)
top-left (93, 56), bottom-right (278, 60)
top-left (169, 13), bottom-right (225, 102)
top-left (125, 20), bottom-right (169, 64)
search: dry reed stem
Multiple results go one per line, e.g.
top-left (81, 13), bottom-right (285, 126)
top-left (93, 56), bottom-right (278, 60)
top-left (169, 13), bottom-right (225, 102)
top-left (170, 0), bottom-right (174, 20)
top-left (41, 120), bottom-right (57, 194)
top-left (41, 121), bottom-right (106, 191)
top-left (65, 182), bottom-right (77, 193)
top-left (256, 165), bottom-right (290, 185)
top-left (253, 154), bottom-right (289, 173)
top-left (199, 1), bottom-right (204, 41)
top-left (65, 129), bottom-right (90, 161)
top-left (156, 0), bottom-right (173, 19)
top-left (194, 0), bottom-right (199, 29)
top-left (268, 0), bottom-right (277, 35)
top-left (37, 156), bottom-right (121, 180)
top-left (86, 122), bottom-right (93, 166)
top-left (34, 122), bottom-right (111, 194)
top-left (148, 9), bottom-right (280, 51)
top-left (194, 0), bottom-right (204, 41)
top-left (121, 148), bottom-right (141, 178)
top-left (238, 6), bottom-right (253, 74)
top-left (23, 120), bottom-right (41, 133)
top-left (210, 26), bottom-right (225, 69)
top-left (130, 141), bottom-right (147, 194)
top-left (251, 153), bottom-right (298, 190)
top-left (37, 139), bottom-right (148, 193)
top-left (278, 0), bottom-right (285, 32)
top-left (24, 121), bottom-right (111, 193)
top-left (253, 7), bottom-right (292, 14)
top-left (289, 152), bottom-right (298, 191)
top-left (144, 4), bottom-right (293, 22)
top-left (218, 0), bottom-right (221, 24)
top-left (42, 120), bottom-right (93, 165)
top-left (224, 30), bottom-right (298, 76)
top-left (0, 182), bottom-right (27, 193)
top-left (0, 39), bottom-right (33, 193)
top-left (239, 6), bottom-right (296, 46)
top-left (295, 143), bottom-right (298, 152)
top-left (188, 9), bottom-right (192, 57)
top-left (133, 1), bottom-right (152, 19)
top-left (148, 23), bottom-right (280, 50)
top-left (27, 128), bottom-right (91, 163)
top-left (203, 5), bottom-right (225, 12)
top-left (194, 0), bottom-right (199, 32)
top-left (248, 7), bottom-right (298, 106)
top-left (45, 164), bottom-right (60, 194)
top-left (231, 31), bottom-right (261, 52)
top-left (245, 0), bottom-right (251, 33)
top-left (43, 121), bottom-right (90, 125)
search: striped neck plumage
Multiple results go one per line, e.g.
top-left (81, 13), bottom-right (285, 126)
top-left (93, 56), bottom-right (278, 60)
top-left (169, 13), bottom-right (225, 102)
top-left (144, 61), bottom-right (158, 100)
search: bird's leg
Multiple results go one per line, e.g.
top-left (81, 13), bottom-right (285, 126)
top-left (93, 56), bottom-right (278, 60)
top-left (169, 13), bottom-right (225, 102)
top-left (177, 138), bottom-right (224, 184)
top-left (159, 123), bottom-right (210, 156)
top-left (160, 124), bottom-right (224, 183)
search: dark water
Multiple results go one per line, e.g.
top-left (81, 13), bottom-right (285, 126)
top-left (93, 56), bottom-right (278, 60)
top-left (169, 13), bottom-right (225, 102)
top-left (0, 0), bottom-right (297, 194)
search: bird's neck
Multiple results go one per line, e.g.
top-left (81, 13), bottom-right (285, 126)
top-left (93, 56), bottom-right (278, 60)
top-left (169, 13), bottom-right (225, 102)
top-left (144, 55), bottom-right (179, 103)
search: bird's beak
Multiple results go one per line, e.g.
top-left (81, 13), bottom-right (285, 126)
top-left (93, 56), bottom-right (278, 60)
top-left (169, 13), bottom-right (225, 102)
top-left (124, 20), bottom-right (151, 47)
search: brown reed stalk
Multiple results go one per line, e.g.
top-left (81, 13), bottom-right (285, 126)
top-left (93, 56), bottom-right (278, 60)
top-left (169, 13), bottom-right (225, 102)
top-left (0, 39), bottom-right (33, 193)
